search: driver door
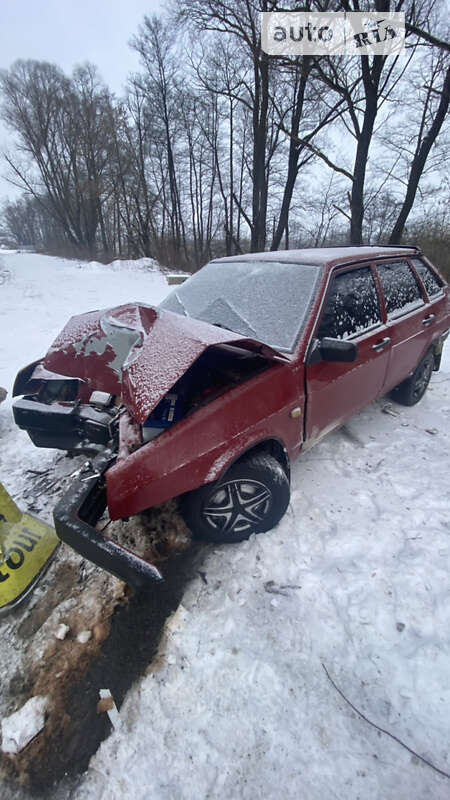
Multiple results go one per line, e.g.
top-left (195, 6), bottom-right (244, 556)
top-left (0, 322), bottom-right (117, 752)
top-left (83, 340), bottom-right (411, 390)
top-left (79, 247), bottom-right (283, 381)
top-left (305, 265), bottom-right (390, 444)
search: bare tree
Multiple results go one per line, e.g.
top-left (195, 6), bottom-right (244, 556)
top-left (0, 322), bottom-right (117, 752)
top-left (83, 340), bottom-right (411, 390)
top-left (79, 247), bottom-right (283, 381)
top-left (178, 0), bottom-right (275, 252)
top-left (389, 57), bottom-right (449, 242)
top-left (0, 60), bottom-right (118, 256)
top-left (287, 0), bottom-right (446, 244)
top-left (1, 1), bottom-right (448, 264)
top-left (131, 16), bottom-right (188, 259)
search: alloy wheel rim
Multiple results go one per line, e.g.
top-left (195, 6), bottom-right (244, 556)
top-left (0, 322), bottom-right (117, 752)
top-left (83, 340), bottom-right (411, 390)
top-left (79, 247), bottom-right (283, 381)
top-left (203, 479), bottom-right (272, 536)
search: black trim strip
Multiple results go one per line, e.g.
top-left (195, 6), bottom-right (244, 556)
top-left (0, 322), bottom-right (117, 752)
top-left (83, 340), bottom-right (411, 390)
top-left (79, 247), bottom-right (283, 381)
top-left (53, 450), bottom-right (163, 590)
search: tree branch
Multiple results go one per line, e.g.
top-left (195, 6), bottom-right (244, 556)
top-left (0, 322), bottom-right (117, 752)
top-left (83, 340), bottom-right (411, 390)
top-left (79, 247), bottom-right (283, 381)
top-left (280, 127), bottom-right (353, 181)
top-left (322, 662), bottom-right (450, 781)
top-left (406, 23), bottom-right (450, 53)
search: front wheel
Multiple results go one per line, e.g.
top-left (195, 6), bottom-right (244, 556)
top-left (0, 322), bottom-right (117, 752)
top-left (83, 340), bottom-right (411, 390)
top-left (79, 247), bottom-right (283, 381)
top-left (391, 350), bottom-right (434, 406)
top-left (180, 453), bottom-right (290, 544)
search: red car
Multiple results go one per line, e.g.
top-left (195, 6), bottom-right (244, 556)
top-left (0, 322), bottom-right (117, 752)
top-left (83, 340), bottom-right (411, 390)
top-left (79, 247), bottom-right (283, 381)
top-left (13, 246), bottom-right (450, 588)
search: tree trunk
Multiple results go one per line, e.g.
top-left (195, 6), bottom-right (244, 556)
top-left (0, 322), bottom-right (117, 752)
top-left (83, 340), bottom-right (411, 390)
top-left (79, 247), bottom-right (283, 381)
top-left (251, 53), bottom-right (269, 252)
top-left (389, 65), bottom-right (450, 244)
top-left (271, 58), bottom-right (310, 251)
top-left (350, 56), bottom-right (381, 245)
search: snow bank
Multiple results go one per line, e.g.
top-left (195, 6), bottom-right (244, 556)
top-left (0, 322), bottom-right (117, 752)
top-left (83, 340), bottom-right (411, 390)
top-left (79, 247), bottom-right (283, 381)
top-left (85, 256), bottom-right (160, 274)
top-left (0, 252), bottom-right (169, 398)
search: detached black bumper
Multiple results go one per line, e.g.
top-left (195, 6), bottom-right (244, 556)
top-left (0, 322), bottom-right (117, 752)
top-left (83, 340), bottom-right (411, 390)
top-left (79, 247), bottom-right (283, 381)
top-left (53, 451), bottom-right (163, 590)
top-left (13, 397), bottom-right (114, 453)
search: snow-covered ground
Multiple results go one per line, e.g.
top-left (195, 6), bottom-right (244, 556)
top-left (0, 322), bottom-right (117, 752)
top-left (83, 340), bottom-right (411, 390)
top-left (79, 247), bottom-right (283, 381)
top-left (76, 393), bottom-right (450, 800)
top-left (1, 252), bottom-right (450, 799)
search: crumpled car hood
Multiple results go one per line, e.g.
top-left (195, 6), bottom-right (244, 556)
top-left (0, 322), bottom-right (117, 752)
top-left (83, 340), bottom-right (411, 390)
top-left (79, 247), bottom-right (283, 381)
top-left (44, 303), bottom-right (288, 424)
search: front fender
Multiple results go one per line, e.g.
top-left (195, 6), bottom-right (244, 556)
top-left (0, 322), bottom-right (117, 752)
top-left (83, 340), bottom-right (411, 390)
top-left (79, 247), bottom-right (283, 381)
top-left (106, 364), bottom-right (301, 520)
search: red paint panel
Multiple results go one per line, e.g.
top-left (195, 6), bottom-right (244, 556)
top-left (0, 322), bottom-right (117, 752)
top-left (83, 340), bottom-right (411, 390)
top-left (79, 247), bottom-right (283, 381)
top-left (305, 325), bottom-right (390, 443)
top-left (382, 310), bottom-right (428, 392)
top-left (106, 363), bottom-right (302, 519)
top-left (45, 309), bottom-right (123, 395)
top-left (383, 290), bottom-right (450, 393)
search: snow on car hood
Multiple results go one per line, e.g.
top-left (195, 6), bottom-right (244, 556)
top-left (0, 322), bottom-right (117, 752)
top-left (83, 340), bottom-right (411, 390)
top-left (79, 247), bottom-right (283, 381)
top-left (44, 303), bottom-right (288, 423)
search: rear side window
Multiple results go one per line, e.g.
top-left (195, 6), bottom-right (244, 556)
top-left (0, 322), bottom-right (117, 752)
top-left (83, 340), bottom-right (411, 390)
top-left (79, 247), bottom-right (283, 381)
top-left (318, 267), bottom-right (382, 340)
top-left (376, 261), bottom-right (424, 318)
top-left (410, 257), bottom-right (443, 297)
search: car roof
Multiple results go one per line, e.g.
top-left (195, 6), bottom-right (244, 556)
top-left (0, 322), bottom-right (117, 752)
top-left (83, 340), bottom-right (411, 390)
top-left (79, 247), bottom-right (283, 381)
top-left (212, 245), bottom-right (419, 268)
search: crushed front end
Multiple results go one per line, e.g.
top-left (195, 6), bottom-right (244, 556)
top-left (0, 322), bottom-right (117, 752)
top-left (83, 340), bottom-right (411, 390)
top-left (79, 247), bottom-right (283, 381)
top-left (13, 362), bottom-right (120, 455)
top-left (12, 303), bottom-right (288, 588)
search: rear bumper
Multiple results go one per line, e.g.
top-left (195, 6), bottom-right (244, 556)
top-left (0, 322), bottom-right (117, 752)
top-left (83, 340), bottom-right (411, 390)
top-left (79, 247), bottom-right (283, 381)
top-left (53, 450), bottom-right (163, 590)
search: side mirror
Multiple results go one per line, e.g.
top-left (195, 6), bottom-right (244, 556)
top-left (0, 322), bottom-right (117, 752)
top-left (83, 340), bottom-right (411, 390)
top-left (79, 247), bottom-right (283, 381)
top-left (320, 337), bottom-right (358, 363)
top-left (308, 338), bottom-right (358, 364)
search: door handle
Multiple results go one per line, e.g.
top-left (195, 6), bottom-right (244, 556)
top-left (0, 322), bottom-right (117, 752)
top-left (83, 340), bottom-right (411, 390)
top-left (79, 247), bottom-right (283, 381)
top-left (422, 314), bottom-right (436, 326)
top-left (372, 337), bottom-right (391, 352)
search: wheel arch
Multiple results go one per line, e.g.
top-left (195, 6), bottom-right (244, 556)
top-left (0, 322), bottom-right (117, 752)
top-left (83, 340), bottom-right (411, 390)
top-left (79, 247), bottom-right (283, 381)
top-left (431, 336), bottom-right (445, 371)
top-left (218, 437), bottom-right (291, 484)
top-left (404, 340), bottom-right (442, 381)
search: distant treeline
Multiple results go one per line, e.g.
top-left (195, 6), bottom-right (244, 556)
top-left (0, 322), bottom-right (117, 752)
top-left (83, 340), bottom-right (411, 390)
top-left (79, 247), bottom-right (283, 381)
top-left (0, 0), bottom-right (449, 271)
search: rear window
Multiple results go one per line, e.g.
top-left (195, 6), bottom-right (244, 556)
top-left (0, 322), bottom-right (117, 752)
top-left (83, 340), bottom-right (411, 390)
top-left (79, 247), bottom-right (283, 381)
top-left (410, 257), bottom-right (443, 297)
top-left (376, 260), bottom-right (424, 318)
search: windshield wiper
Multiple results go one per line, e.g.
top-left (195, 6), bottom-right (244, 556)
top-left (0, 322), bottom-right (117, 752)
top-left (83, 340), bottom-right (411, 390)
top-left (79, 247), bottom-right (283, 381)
top-left (198, 298), bottom-right (258, 338)
top-left (212, 321), bottom-right (236, 332)
top-left (173, 291), bottom-right (188, 317)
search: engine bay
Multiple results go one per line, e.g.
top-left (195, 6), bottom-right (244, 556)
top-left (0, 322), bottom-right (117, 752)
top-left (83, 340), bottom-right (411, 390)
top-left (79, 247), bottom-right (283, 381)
top-left (13, 345), bottom-right (274, 456)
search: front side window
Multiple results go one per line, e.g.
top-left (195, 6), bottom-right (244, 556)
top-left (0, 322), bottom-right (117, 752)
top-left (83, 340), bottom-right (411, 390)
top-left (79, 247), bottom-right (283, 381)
top-left (376, 260), bottom-right (424, 318)
top-left (318, 267), bottom-right (382, 340)
top-left (410, 257), bottom-right (443, 297)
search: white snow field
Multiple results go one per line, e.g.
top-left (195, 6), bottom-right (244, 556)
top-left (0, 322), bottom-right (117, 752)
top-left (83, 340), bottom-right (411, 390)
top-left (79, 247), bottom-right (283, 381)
top-left (1, 252), bottom-right (450, 799)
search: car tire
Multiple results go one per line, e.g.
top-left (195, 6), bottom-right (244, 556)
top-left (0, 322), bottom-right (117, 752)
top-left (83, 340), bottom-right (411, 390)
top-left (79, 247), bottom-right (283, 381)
top-left (391, 349), bottom-right (434, 407)
top-left (180, 453), bottom-right (290, 544)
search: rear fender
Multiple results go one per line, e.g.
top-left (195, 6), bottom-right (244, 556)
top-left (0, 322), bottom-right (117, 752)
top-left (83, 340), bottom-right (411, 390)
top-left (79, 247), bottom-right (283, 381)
top-left (432, 331), bottom-right (449, 371)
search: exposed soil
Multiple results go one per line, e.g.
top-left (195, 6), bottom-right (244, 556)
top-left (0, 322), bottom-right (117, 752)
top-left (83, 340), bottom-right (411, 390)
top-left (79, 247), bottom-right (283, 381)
top-left (0, 503), bottom-right (205, 798)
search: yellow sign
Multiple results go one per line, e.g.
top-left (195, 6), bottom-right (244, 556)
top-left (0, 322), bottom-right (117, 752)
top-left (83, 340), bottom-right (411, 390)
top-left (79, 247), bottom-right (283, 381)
top-left (0, 483), bottom-right (59, 611)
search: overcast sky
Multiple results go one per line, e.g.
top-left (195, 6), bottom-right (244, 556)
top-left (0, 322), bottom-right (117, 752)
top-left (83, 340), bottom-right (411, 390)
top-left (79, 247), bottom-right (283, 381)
top-left (0, 0), bottom-right (164, 201)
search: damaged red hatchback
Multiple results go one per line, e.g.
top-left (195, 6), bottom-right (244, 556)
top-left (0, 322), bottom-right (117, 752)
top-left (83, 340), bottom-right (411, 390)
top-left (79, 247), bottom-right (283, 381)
top-left (13, 246), bottom-right (449, 588)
